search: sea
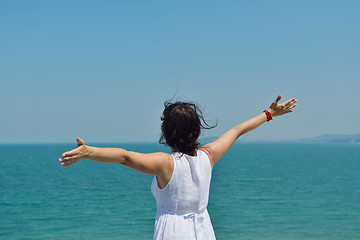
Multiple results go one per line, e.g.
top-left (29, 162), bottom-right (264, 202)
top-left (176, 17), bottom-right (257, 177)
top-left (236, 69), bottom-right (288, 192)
top-left (0, 143), bottom-right (359, 240)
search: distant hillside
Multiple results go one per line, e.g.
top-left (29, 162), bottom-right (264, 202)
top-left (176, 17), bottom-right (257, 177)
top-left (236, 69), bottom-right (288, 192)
top-left (298, 134), bottom-right (360, 143)
top-left (200, 134), bottom-right (360, 144)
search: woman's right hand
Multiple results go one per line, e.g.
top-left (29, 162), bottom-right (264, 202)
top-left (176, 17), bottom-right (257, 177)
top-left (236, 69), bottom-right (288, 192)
top-left (268, 95), bottom-right (297, 117)
top-left (59, 137), bottom-right (90, 168)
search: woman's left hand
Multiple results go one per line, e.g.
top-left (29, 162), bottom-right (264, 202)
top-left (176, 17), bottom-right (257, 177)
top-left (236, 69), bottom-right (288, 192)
top-left (59, 137), bottom-right (89, 168)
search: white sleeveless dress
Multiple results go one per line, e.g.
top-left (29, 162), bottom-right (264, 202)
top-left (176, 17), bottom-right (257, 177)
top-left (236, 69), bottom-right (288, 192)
top-left (151, 150), bottom-right (216, 240)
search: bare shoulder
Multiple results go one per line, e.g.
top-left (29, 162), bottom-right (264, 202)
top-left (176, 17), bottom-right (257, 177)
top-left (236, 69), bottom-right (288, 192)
top-left (199, 146), bottom-right (215, 169)
top-left (199, 146), bottom-right (211, 158)
top-left (159, 152), bottom-right (174, 176)
top-left (153, 152), bottom-right (174, 170)
top-left (123, 151), bottom-right (173, 176)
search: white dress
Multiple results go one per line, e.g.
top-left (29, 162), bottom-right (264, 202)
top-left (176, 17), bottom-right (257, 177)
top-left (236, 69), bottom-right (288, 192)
top-left (151, 150), bottom-right (216, 240)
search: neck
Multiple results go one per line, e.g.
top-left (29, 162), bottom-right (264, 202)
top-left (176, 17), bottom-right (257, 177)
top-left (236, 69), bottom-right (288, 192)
top-left (171, 147), bottom-right (197, 156)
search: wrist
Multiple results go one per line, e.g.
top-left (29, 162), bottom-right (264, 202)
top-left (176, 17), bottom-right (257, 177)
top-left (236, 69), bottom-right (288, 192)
top-left (267, 108), bottom-right (276, 117)
top-left (263, 109), bottom-right (273, 122)
top-left (85, 146), bottom-right (95, 159)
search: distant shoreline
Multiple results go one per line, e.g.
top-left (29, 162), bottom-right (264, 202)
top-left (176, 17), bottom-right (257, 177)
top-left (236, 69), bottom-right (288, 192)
top-left (0, 134), bottom-right (359, 145)
top-left (200, 134), bottom-right (360, 145)
top-left (0, 134), bottom-right (360, 146)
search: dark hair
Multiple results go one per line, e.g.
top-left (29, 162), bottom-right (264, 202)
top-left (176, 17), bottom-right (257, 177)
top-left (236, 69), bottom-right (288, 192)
top-left (159, 101), bottom-right (217, 156)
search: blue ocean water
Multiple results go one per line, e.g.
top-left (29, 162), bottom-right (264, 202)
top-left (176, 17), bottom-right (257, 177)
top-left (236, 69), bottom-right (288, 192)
top-left (0, 143), bottom-right (359, 239)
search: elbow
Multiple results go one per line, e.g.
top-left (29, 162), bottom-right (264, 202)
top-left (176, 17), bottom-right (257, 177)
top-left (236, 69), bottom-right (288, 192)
top-left (232, 126), bottom-right (245, 138)
top-left (119, 150), bottom-right (131, 165)
top-left (119, 156), bottom-right (127, 165)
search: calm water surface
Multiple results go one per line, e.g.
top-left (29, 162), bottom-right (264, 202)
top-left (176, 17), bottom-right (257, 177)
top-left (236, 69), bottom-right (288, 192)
top-left (0, 143), bottom-right (359, 239)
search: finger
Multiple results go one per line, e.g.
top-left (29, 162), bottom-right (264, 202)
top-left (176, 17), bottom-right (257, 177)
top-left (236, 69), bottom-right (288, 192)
top-left (62, 148), bottom-right (79, 157)
top-left (61, 160), bottom-right (78, 168)
top-left (290, 98), bottom-right (297, 104)
top-left (289, 104), bottom-right (297, 109)
top-left (289, 99), bottom-right (298, 107)
top-left (60, 155), bottom-right (79, 162)
top-left (60, 161), bottom-right (69, 166)
top-left (63, 159), bottom-right (79, 168)
top-left (60, 159), bottom-right (72, 165)
top-left (274, 95), bottom-right (282, 104)
top-left (284, 98), bottom-right (296, 106)
top-left (284, 98), bottom-right (294, 106)
top-left (76, 137), bottom-right (85, 146)
top-left (62, 161), bottom-right (73, 167)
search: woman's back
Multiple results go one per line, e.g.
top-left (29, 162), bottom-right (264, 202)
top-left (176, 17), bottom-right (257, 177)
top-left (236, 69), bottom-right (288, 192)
top-left (151, 150), bottom-right (216, 239)
top-left (152, 150), bottom-right (212, 213)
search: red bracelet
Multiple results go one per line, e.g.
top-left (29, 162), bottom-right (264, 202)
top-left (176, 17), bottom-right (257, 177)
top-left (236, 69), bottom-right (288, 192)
top-left (263, 110), bottom-right (273, 122)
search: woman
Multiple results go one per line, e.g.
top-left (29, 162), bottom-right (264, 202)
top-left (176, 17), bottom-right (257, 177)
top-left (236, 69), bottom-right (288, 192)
top-left (59, 95), bottom-right (297, 239)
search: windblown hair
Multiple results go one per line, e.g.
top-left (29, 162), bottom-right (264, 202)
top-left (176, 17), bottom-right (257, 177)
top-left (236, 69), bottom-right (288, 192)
top-left (159, 101), bottom-right (217, 156)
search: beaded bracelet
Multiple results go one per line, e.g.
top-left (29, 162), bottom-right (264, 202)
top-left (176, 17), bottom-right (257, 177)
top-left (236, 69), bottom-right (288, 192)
top-left (263, 110), bottom-right (273, 122)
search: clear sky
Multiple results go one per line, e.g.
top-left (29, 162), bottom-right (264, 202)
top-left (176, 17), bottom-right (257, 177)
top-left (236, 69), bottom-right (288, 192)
top-left (1, 1), bottom-right (359, 143)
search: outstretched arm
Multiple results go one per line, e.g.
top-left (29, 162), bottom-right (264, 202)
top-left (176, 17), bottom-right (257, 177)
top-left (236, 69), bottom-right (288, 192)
top-left (200, 95), bottom-right (297, 168)
top-left (59, 138), bottom-right (172, 177)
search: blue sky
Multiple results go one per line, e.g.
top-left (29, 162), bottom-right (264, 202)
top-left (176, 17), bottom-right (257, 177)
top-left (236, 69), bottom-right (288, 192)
top-left (1, 1), bottom-right (359, 143)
